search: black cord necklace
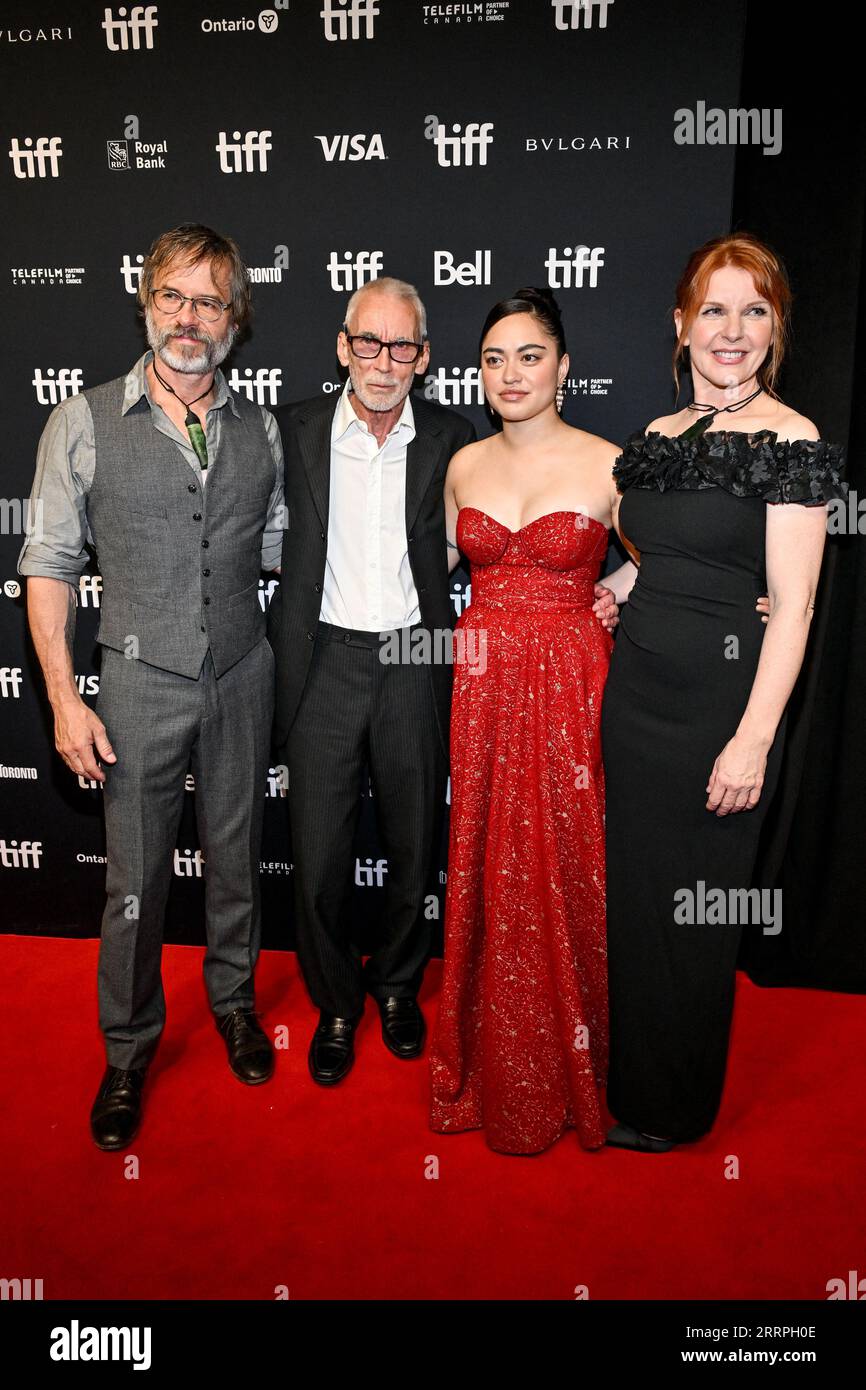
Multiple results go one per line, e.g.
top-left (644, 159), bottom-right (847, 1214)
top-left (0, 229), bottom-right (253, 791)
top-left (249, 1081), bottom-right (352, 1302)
top-left (150, 358), bottom-right (213, 424)
top-left (680, 382), bottom-right (763, 443)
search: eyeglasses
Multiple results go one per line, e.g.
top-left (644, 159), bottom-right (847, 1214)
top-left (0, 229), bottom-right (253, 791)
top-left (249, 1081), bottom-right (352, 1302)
top-left (343, 326), bottom-right (425, 364)
top-left (150, 287), bottom-right (231, 323)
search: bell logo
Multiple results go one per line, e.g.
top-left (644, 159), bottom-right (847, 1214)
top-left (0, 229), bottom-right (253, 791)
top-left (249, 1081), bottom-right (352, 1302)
top-left (8, 137), bottom-right (62, 179)
top-left (228, 367), bottom-right (282, 406)
top-left (321, 0), bottom-right (379, 41)
top-left (215, 130), bottom-right (272, 174)
top-left (315, 133), bottom-right (386, 161)
top-left (429, 120), bottom-right (494, 168)
top-left (433, 250), bottom-right (492, 286)
top-left (32, 369), bottom-right (83, 405)
top-left (327, 250), bottom-right (384, 291)
top-left (101, 5), bottom-right (159, 50)
top-left (551, 0), bottom-right (615, 28)
top-left (545, 245), bottom-right (605, 288)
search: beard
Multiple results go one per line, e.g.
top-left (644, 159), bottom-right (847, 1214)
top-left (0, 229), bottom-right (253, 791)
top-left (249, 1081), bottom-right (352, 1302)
top-left (348, 360), bottom-right (412, 412)
top-left (145, 306), bottom-right (237, 375)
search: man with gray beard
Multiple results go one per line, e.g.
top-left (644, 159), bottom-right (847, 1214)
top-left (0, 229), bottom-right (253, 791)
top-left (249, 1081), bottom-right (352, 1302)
top-left (18, 224), bottom-right (284, 1148)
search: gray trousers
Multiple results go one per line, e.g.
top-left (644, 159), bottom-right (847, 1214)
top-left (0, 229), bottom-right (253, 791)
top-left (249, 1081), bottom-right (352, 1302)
top-left (94, 638), bottom-right (275, 1069)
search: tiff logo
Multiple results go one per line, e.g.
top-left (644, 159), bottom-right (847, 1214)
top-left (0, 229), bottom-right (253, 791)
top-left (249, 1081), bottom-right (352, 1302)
top-left (0, 839), bottom-right (42, 867)
top-left (428, 118), bottom-right (494, 167)
top-left (0, 668), bottom-right (23, 698)
top-left (424, 367), bottom-right (483, 407)
top-left (33, 368), bottom-right (83, 404)
top-left (215, 130), bottom-right (272, 173)
top-left (355, 857), bottom-right (387, 886)
top-left (120, 254), bottom-right (143, 294)
top-left (228, 367), bottom-right (282, 406)
top-left (102, 5), bottom-right (159, 50)
top-left (175, 848), bottom-right (204, 877)
top-left (8, 137), bottom-right (62, 178)
top-left (545, 244), bottom-right (605, 288)
top-left (78, 575), bottom-right (103, 608)
top-left (321, 0), bottom-right (379, 41)
top-left (551, 0), bottom-right (614, 28)
top-left (327, 250), bottom-right (383, 290)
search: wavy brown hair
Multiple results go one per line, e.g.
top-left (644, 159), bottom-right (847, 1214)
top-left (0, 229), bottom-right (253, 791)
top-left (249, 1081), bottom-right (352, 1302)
top-left (137, 222), bottom-right (253, 332)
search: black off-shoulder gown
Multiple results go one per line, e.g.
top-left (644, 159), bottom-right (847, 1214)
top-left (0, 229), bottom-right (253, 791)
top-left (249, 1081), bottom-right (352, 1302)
top-left (601, 429), bottom-right (847, 1142)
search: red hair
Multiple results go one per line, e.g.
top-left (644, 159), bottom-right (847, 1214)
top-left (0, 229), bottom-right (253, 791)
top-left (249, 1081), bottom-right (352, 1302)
top-left (673, 232), bottom-right (792, 397)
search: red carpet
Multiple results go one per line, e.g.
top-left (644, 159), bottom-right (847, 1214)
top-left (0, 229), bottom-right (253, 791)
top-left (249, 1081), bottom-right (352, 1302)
top-left (1, 934), bottom-right (863, 1300)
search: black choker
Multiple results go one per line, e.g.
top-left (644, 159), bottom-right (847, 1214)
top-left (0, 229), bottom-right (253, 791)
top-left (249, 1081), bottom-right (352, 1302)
top-left (680, 383), bottom-right (763, 443)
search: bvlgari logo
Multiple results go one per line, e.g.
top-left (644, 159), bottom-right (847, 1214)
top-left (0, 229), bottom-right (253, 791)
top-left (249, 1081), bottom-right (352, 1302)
top-left (1, 26), bottom-right (72, 43)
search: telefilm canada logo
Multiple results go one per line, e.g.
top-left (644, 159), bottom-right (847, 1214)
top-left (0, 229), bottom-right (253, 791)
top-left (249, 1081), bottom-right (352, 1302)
top-left (11, 265), bottom-right (84, 287)
top-left (420, 2), bottom-right (511, 23)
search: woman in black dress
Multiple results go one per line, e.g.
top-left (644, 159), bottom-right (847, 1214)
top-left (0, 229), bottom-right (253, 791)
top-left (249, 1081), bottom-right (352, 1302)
top-left (600, 233), bottom-right (847, 1151)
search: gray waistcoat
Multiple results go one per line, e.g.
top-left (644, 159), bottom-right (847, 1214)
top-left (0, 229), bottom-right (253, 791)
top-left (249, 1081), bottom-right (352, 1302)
top-left (85, 375), bottom-right (273, 678)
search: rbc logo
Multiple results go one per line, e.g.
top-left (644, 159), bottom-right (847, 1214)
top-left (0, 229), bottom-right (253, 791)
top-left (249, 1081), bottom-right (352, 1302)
top-left (32, 369), bottom-right (83, 405)
top-left (215, 130), bottom-right (272, 173)
top-left (102, 5), bottom-right (159, 50)
top-left (8, 137), bottom-right (62, 179)
top-left (321, 0), bottom-right (379, 41)
top-left (327, 250), bottom-right (383, 291)
top-left (433, 250), bottom-right (492, 286)
top-left (315, 133), bottom-right (386, 161)
top-left (545, 245), bottom-right (605, 288)
top-left (425, 117), bottom-right (494, 168)
top-left (228, 367), bottom-right (282, 406)
top-left (551, 0), bottom-right (615, 27)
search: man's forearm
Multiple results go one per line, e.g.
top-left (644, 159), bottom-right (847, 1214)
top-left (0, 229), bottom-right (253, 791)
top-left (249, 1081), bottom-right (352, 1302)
top-left (26, 576), bottom-right (83, 709)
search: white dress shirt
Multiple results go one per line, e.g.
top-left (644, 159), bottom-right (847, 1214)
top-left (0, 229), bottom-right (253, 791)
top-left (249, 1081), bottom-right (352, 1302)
top-left (320, 382), bottom-right (420, 630)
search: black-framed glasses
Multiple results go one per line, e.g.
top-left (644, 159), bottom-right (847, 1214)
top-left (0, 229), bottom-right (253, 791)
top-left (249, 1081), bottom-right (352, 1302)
top-left (342, 326), bottom-right (425, 364)
top-left (150, 287), bottom-right (231, 323)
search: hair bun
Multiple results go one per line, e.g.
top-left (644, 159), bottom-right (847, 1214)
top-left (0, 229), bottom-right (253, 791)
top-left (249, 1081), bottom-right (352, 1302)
top-left (514, 285), bottom-right (561, 317)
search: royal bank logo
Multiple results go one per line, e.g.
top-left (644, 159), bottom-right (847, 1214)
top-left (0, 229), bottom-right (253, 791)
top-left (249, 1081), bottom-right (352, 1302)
top-left (315, 133), bottom-right (386, 161)
top-left (107, 139), bottom-right (130, 170)
top-left (228, 367), bottom-right (282, 405)
top-left (425, 116), bottom-right (494, 168)
top-left (327, 250), bottom-right (383, 290)
top-left (11, 265), bottom-right (84, 286)
top-left (321, 0), bottom-right (378, 40)
top-left (545, 245), bottom-right (605, 288)
top-left (201, 9), bottom-right (279, 34)
top-left (424, 366), bottom-right (483, 407)
top-left (215, 129), bottom-right (272, 173)
top-left (32, 369), bottom-right (83, 404)
top-left (107, 121), bottom-right (168, 170)
top-left (551, 0), bottom-right (614, 29)
top-left (120, 253), bottom-right (144, 294)
top-left (421, 3), bottom-right (511, 24)
top-left (8, 137), bottom-right (62, 178)
top-left (101, 5), bottom-right (159, 50)
top-left (433, 249), bottom-right (491, 285)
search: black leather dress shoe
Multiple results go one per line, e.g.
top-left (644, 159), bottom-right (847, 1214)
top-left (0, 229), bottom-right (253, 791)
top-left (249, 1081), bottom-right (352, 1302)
top-left (90, 1065), bottom-right (147, 1151)
top-left (605, 1122), bottom-right (677, 1153)
top-left (216, 1008), bottom-right (274, 1084)
top-left (308, 1012), bottom-right (361, 1086)
top-left (377, 996), bottom-right (426, 1058)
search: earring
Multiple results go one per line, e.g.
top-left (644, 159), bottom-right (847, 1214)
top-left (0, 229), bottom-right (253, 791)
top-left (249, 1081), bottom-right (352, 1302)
top-left (556, 381), bottom-right (565, 413)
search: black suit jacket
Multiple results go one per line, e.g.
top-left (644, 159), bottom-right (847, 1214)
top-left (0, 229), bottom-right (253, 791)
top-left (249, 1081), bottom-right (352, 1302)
top-left (268, 390), bottom-right (476, 755)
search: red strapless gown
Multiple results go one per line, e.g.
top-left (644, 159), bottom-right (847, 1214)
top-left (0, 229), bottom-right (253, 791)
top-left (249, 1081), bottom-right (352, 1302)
top-left (429, 507), bottom-right (613, 1153)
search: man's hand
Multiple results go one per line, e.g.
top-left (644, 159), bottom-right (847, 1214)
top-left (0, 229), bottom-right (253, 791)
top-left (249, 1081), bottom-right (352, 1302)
top-left (756, 593), bottom-right (770, 624)
top-left (592, 583), bottom-right (619, 633)
top-left (54, 697), bottom-right (116, 782)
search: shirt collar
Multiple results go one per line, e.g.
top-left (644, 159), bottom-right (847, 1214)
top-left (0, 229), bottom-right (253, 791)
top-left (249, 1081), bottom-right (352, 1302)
top-left (332, 379), bottom-right (416, 445)
top-left (122, 349), bottom-right (239, 418)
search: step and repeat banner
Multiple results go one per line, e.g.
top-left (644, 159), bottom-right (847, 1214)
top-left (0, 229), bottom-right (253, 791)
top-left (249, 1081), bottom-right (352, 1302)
top-left (1, 0), bottom-right (744, 948)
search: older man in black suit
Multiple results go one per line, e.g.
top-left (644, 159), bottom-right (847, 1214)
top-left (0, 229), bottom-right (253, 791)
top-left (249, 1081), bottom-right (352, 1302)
top-left (268, 277), bottom-right (474, 1084)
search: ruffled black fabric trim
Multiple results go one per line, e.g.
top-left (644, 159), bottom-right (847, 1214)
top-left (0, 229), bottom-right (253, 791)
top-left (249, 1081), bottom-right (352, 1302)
top-left (613, 428), bottom-right (848, 505)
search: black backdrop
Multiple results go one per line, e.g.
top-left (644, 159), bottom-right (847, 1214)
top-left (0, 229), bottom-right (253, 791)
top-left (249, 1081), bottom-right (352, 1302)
top-left (3, 0), bottom-right (859, 989)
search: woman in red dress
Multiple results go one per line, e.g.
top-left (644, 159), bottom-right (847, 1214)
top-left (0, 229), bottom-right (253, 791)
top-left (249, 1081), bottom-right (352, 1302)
top-left (428, 288), bottom-right (623, 1154)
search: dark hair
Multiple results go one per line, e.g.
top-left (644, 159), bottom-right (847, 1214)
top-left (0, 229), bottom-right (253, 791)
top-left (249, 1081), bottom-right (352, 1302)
top-left (479, 285), bottom-right (566, 358)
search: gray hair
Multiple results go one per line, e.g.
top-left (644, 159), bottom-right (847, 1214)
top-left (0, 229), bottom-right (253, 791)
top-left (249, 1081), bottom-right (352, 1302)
top-left (344, 275), bottom-right (428, 342)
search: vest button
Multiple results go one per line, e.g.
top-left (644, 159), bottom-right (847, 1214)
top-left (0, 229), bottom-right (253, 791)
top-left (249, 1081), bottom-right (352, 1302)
top-left (306, 631), bottom-right (314, 641)
top-left (201, 539), bottom-right (209, 548)
top-left (202, 568), bottom-right (211, 577)
top-left (320, 531), bottom-right (325, 541)
top-left (314, 583), bottom-right (321, 592)
top-left (188, 484), bottom-right (196, 494)
top-left (203, 596), bottom-right (211, 606)
top-left (192, 512), bottom-right (202, 521)
top-left (200, 625), bottom-right (206, 633)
